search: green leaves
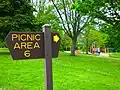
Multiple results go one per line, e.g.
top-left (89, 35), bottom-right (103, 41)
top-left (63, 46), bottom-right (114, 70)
top-left (60, 34), bottom-right (72, 51)
top-left (0, 0), bottom-right (36, 43)
top-left (71, 0), bottom-right (95, 15)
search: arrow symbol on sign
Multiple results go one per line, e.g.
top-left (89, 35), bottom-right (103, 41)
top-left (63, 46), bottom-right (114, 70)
top-left (53, 35), bottom-right (59, 43)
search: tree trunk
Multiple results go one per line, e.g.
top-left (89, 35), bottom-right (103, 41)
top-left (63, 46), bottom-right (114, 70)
top-left (71, 37), bottom-right (77, 56)
top-left (86, 38), bottom-right (89, 54)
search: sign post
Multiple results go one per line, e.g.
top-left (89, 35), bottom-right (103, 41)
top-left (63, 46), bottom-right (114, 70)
top-left (5, 24), bottom-right (60, 90)
top-left (43, 24), bottom-right (53, 90)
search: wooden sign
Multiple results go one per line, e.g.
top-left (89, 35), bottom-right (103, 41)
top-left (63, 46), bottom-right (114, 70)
top-left (52, 33), bottom-right (60, 57)
top-left (6, 32), bottom-right (60, 60)
top-left (6, 24), bottom-right (60, 90)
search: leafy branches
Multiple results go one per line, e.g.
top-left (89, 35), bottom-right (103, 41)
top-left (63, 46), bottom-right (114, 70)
top-left (50, 0), bottom-right (91, 55)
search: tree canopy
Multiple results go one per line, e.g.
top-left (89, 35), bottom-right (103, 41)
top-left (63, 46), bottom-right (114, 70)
top-left (50, 0), bottom-right (91, 55)
top-left (0, 0), bottom-right (41, 41)
top-left (73, 0), bottom-right (120, 51)
top-left (1, 0), bottom-right (120, 53)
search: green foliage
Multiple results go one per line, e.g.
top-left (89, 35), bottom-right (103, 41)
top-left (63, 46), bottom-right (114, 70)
top-left (60, 34), bottom-right (72, 51)
top-left (35, 2), bottom-right (62, 32)
top-left (0, 40), bottom-right (6, 48)
top-left (93, 0), bottom-right (120, 50)
top-left (50, 0), bottom-right (92, 55)
top-left (87, 30), bottom-right (107, 47)
top-left (71, 0), bottom-right (93, 14)
top-left (0, 0), bottom-right (41, 43)
top-left (73, 0), bottom-right (120, 51)
top-left (101, 23), bottom-right (120, 51)
top-left (78, 25), bottom-right (108, 52)
top-left (71, 0), bottom-right (103, 16)
top-left (35, 1), bottom-right (64, 49)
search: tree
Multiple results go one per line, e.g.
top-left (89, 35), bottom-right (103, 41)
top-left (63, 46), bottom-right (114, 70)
top-left (60, 34), bottom-right (72, 51)
top-left (50, 0), bottom-right (90, 55)
top-left (34, 0), bottom-right (64, 43)
top-left (101, 23), bottom-right (120, 51)
top-left (78, 25), bottom-right (108, 54)
top-left (36, 1), bottom-right (62, 32)
top-left (73, 0), bottom-right (120, 51)
top-left (0, 0), bottom-right (36, 42)
top-left (92, 0), bottom-right (120, 51)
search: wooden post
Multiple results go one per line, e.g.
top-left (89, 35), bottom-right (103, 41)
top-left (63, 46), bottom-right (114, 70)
top-left (43, 24), bottom-right (53, 90)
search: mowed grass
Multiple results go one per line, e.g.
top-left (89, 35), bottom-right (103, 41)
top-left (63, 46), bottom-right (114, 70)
top-left (0, 49), bottom-right (120, 90)
top-left (110, 52), bottom-right (120, 58)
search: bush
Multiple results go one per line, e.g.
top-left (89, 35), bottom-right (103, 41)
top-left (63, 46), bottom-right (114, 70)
top-left (0, 40), bottom-right (6, 48)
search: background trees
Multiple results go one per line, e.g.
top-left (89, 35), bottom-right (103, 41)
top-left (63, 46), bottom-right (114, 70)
top-left (95, 0), bottom-right (120, 51)
top-left (78, 25), bottom-right (108, 54)
top-left (73, 0), bottom-right (120, 52)
top-left (93, 0), bottom-right (120, 51)
top-left (35, 1), bottom-right (62, 33)
top-left (0, 0), bottom-right (38, 42)
top-left (60, 34), bottom-right (72, 51)
top-left (0, 0), bottom-right (120, 53)
top-left (50, 0), bottom-right (91, 55)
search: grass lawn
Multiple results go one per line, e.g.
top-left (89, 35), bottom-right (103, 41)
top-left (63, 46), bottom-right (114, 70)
top-left (0, 49), bottom-right (120, 90)
top-left (110, 52), bottom-right (120, 58)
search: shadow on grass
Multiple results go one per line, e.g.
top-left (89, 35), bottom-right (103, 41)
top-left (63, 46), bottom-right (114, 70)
top-left (0, 52), bottom-right (10, 55)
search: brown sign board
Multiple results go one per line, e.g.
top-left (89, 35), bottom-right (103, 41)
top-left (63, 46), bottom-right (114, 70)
top-left (6, 32), bottom-right (60, 60)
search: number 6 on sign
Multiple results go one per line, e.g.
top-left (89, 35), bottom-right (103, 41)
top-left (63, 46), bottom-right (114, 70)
top-left (24, 50), bottom-right (30, 57)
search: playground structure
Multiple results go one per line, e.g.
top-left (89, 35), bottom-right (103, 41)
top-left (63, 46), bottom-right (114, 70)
top-left (90, 46), bottom-right (107, 54)
top-left (90, 45), bottom-right (110, 56)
